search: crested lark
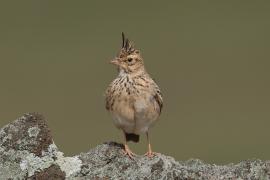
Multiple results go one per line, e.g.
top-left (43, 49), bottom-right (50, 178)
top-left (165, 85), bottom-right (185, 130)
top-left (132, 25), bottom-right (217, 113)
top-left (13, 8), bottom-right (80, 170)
top-left (105, 33), bottom-right (163, 158)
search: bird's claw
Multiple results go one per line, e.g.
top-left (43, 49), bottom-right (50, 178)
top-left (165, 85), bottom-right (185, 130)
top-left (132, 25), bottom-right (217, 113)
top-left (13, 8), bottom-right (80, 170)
top-left (144, 151), bottom-right (156, 158)
top-left (123, 145), bottom-right (136, 159)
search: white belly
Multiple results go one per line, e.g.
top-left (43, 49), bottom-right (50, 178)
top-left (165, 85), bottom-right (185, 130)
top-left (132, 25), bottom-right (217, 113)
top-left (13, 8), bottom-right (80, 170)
top-left (111, 113), bottom-right (135, 133)
top-left (111, 95), bottom-right (159, 134)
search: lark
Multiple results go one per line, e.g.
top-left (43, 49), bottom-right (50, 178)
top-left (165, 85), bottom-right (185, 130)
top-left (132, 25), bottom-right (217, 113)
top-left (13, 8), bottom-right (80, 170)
top-left (105, 33), bottom-right (163, 158)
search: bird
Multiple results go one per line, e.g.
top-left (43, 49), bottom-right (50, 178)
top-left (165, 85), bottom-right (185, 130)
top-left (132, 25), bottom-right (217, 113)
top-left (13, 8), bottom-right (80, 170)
top-left (105, 33), bottom-right (163, 158)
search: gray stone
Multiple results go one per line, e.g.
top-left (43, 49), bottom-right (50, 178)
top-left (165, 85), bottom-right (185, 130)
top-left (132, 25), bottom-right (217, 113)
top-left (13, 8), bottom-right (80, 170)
top-left (0, 113), bottom-right (270, 179)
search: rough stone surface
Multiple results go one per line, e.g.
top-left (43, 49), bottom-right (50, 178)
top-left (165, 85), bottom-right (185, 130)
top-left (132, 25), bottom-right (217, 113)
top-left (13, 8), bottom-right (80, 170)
top-left (1, 113), bottom-right (270, 179)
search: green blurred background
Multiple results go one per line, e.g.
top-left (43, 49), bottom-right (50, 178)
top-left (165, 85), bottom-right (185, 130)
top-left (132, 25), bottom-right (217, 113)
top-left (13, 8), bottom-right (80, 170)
top-left (0, 1), bottom-right (270, 164)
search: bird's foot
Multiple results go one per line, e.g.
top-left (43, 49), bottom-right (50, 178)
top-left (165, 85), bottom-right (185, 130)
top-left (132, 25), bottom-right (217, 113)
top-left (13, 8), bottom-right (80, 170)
top-left (144, 150), bottom-right (156, 158)
top-left (123, 144), bottom-right (136, 159)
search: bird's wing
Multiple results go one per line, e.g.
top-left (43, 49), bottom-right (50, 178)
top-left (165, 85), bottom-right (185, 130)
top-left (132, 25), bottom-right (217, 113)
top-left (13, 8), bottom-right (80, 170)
top-left (105, 96), bottom-right (111, 111)
top-left (151, 80), bottom-right (163, 114)
top-left (154, 91), bottom-right (163, 114)
top-left (105, 83), bottom-right (114, 111)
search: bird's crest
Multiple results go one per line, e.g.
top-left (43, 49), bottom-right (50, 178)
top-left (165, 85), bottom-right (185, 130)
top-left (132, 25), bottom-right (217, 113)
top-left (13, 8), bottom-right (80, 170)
top-left (121, 32), bottom-right (135, 54)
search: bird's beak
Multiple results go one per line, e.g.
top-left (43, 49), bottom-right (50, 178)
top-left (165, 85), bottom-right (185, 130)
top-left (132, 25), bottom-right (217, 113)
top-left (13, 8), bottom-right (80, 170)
top-left (110, 59), bottom-right (120, 66)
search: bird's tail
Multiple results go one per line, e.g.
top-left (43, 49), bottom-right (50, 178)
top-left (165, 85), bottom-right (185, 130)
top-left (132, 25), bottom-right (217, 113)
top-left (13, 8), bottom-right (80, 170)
top-left (125, 133), bottom-right (140, 143)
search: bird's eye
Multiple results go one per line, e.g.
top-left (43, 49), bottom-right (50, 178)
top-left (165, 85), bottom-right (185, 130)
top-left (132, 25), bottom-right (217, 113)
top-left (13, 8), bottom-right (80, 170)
top-left (127, 58), bottom-right (133, 62)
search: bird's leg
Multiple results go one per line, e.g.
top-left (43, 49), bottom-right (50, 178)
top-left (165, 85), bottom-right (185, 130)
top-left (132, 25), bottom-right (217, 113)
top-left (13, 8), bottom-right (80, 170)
top-left (122, 132), bottom-right (136, 158)
top-left (145, 132), bottom-right (155, 157)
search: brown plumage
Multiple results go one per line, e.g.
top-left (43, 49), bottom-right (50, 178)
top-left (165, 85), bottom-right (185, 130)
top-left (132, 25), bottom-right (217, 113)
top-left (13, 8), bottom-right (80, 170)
top-left (105, 33), bottom-right (163, 158)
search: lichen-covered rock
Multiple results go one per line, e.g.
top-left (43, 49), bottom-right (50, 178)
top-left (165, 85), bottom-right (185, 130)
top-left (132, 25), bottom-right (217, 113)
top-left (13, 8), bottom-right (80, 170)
top-left (72, 142), bottom-right (270, 179)
top-left (0, 113), bottom-right (52, 156)
top-left (0, 113), bottom-right (80, 179)
top-left (1, 113), bottom-right (270, 180)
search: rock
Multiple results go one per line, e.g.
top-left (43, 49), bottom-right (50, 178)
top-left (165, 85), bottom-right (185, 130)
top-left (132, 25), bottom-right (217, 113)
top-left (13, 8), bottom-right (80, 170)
top-left (0, 113), bottom-right (78, 179)
top-left (0, 113), bottom-right (270, 179)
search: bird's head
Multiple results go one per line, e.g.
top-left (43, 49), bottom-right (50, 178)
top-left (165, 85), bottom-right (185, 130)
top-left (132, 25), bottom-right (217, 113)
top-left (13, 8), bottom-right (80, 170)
top-left (110, 33), bottom-right (144, 74)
